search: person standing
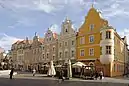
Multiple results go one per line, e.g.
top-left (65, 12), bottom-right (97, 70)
top-left (95, 71), bottom-right (99, 80)
top-left (99, 71), bottom-right (103, 80)
top-left (32, 68), bottom-right (36, 76)
top-left (58, 68), bottom-right (64, 83)
top-left (10, 67), bottom-right (14, 79)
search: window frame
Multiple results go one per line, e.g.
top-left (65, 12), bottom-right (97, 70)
top-left (71, 50), bottom-right (74, 57)
top-left (72, 40), bottom-right (74, 45)
top-left (89, 35), bottom-right (94, 43)
top-left (106, 46), bottom-right (111, 54)
top-left (106, 31), bottom-right (111, 39)
top-left (80, 49), bottom-right (85, 56)
top-left (89, 48), bottom-right (94, 56)
top-left (90, 24), bottom-right (94, 31)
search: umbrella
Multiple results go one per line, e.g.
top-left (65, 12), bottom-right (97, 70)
top-left (72, 62), bottom-right (86, 67)
top-left (47, 61), bottom-right (56, 76)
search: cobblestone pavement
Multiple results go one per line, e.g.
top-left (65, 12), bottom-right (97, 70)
top-left (0, 73), bottom-right (129, 86)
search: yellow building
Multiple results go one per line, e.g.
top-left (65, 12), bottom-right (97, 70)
top-left (76, 5), bottom-right (128, 77)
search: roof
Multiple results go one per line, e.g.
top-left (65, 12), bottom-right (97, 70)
top-left (13, 40), bottom-right (22, 44)
top-left (38, 38), bottom-right (44, 44)
top-left (53, 32), bottom-right (58, 39)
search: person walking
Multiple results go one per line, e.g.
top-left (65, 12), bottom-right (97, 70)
top-left (10, 67), bottom-right (14, 79)
top-left (32, 68), bottom-right (36, 76)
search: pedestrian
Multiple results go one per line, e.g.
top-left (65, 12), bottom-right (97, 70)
top-left (10, 67), bottom-right (14, 79)
top-left (99, 71), bottom-right (103, 80)
top-left (58, 68), bottom-right (64, 83)
top-left (32, 68), bottom-right (36, 76)
top-left (95, 71), bottom-right (98, 80)
top-left (80, 66), bottom-right (84, 78)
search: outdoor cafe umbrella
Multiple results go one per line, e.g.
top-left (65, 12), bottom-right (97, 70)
top-left (47, 61), bottom-right (56, 76)
top-left (72, 62), bottom-right (86, 68)
top-left (67, 59), bottom-right (72, 79)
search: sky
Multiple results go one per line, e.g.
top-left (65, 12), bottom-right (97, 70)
top-left (0, 0), bottom-right (129, 50)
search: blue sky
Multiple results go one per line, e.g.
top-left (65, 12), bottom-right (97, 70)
top-left (0, 0), bottom-right (129, 50)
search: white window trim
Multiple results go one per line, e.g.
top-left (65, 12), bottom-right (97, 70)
top-left (80, 49), bottom-right (85, 56)
top-left (89, 35), bottom-right (94, 43)
top-left (106, 46), bottom-right (111, 54)
top-left (90, 24), bottom-right (94, 31)
top-left (89, 48), bottom-right (94, 56)
top-left (106, 31), bottom-right (111, 39)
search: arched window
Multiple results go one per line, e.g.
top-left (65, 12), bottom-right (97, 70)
top-left (88, 62), bottom-right (94, 66)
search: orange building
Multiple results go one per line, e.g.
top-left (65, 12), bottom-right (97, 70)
top-left (76, 5), bottom-right (128, 77)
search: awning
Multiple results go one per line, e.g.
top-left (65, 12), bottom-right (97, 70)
top-left (72, 62), bottom-right (86, 67)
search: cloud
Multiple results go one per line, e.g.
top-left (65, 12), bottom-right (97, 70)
top-left (49, 24), bottom-right (60, 33)
top-left (0, 33), bottom-right (23, 50)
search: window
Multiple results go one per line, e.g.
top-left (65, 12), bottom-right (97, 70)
top-left (114, 49), bottom-right (115, 55)
top-left (65, 51), bottom-right (68, 57)
top-left (66, 29), bottom-right (68, 32)
top-left (114, 64), bottom-right (116, 72)
top-left (80, 50), bottom-right (85, 56)
top-left (53, 56), bottom-right (55, 60)
top-left (49, 37), bottom-right (51, 41)
top-left (100, 47), bottom-right (102, 55)
top-left (89, 48), bottom-right (94, 56)
top-left (53, 47), bottom-right (55, 52)
top-left (60, 43), bottom-right (62, 47)
top-left (89, 35), bottom-right (94, 43)
top-left (65, 42), bottom-right (67, 46)
top-left (100, 33), bottom-right (102, 40)
top-left (42, 46), bottom-right (44, 50)
top-left (72, 50), bottom-right (74, 57)
top-left (43, 54), bottom-right (45, 59)
top-left (47, 53), bottom-right (48, 58)
top-left (106, 31), bottom-right (111, 39)
top-left (59, 52), bottom-right (62, 58)
top-left (106, 46), bottom-right (111, 54)
top-left (72, 41), bottom-right (74, 45)
top-left (80, 37), bottom-right (85, 44)
top-left (90, 24), bottom-right (94, 31)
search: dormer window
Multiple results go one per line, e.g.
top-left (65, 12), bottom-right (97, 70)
top-left (90, 24), bottom-right (94, 31)
top-left (66, 29), bottom-right (68, 32)
top-left (49, 37), bottom-right (51, 41)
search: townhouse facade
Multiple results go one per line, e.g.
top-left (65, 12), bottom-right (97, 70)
top-left (41, 29), bottom-right (58, 65)
top-left (58, 17), bottom-right (76, 65)
top-left (76, 5), bottom-right (128, 77)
